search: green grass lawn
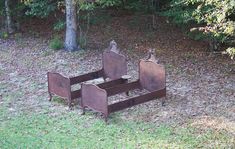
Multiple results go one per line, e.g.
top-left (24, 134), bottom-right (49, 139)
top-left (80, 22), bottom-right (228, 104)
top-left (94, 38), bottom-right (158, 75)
top-left (0, 106), bottom-right (234, 149)
top-left (0, 75), bottom-right (234, 148)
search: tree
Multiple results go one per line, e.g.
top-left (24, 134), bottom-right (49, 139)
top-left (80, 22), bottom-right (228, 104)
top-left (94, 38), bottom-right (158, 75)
top-left (4, 0), bottom-right (15, 33)
top-left (162, 0), bottom-right (235, 59)
top-left (65, 0), bottom-right (78, 51)
top-left (21, 0), bottom-right (79, 51)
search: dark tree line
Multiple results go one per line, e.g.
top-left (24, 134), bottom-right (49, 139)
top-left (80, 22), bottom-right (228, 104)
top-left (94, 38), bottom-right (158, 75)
top-left (0, 0), bottom-right (234, 58)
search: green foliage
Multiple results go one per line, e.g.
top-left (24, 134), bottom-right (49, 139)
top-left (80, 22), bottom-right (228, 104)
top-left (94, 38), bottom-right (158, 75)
top-left (98, 0), bottom-right (122, 8)
top-left (0, 0), bottom-right (4, 16)
top-left (53, 20), bottom-right (65, 31)
top-left (225, 47), bottom-right (235, 59)
top-left (0, 31), bottom-right (9, 39)
top-left (49, 36), bottom-right (63, 50)
top-left (162, 0), bottom-right (235, 58)
top-left (79, 1), bottom-right (96, 11)
top-left (97, 0), bottom-right (148, 11)
top-left (24, 0), bottom-right (56, 18)
top-left (123, 0), bottom-right (147, 11)
top-left (78, 35), bottom-right (87, 49)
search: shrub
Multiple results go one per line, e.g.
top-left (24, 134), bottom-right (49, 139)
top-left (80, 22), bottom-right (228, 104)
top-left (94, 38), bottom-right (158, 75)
top-left (49, 36), bottom-right (63, 50)
top-left (162, 0), bottom-right (235, 59)
top-left (24, 0), bottom-right (56, 18)
top-left (0, 31), bottom-right (9, 39)
top-left (225, 47), bottom-right (235, 59)
top-left (53, 20), bottom-right (65, 31)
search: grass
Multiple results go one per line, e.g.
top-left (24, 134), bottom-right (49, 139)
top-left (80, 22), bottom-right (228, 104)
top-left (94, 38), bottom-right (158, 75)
top-left (0, 55), bottom-right (234, 149)
top-left (1, 77), bottom-right (233, 149)
top-left (42, 49), bottom-right (55, 57)
top-left (0, 104), bottom-right (234, 149)
top-left (0, 22), bottom-right (234, 148)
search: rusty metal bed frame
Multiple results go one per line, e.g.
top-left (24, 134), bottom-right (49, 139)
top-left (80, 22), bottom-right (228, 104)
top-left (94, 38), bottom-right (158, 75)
top-left (47, 41), bottom-right (128, 107)
top-left (81, 50), bottom-right (166, 122)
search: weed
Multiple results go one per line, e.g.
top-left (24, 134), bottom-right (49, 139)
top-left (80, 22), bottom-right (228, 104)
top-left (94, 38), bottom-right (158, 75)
top-left (78, 36), bottom-right (87, 49)
top-left (49, 36), bottom-right (63, 50)
top-left (0, 31), bottom-right (8, 39)
top-left (42, 49), bottom-right (54, 57)
top-left (51, 96), bottom-right (66, 105)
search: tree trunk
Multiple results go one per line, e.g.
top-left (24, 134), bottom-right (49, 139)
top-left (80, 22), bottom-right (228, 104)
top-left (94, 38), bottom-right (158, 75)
top-left (65, 0), bottom-right (78, 51)
top-left (5, 0), bottom-right (14, 34)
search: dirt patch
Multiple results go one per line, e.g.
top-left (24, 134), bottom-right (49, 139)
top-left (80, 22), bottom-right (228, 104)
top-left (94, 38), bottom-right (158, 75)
top-left (191, 116), bottom-right (235, 135)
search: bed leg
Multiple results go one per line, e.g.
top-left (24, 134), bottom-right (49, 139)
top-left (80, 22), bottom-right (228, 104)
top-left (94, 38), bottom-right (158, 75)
top-left (68, 98), bottom-right (73, 109)
top-left (49, 92), bottom-right (52, 101)
top-left (104, 115), bottom-right (108, 124)
top-left (81, 107), bottom-right (85, 115)
top-left (162, 96), bottom-right (166, 106)
top-left (124, 79), bottom-right (129, 96)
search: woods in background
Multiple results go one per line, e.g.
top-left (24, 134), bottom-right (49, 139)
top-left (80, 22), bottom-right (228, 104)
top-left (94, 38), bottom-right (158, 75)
top-left (0, 0), bottom-right (234, 58)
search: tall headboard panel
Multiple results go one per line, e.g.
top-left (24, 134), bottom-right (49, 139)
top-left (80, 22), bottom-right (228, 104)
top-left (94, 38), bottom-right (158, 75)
top-left (139, 53), bottom-right (165, 92)
top-left (102, 41), bottom-right (127, 80)
top-left (47, 72), bottom-right (71, 98)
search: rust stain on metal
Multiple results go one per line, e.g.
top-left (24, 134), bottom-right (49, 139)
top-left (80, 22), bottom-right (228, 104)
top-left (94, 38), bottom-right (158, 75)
top-left (47, 40), bottom-right (128, 107)
top-left (81, 49), bottom-right (166, 122)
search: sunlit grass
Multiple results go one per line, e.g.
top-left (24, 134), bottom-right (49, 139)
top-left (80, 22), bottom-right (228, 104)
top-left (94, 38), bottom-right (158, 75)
top-left (0, 83), bottom-right (234, 148)
top-left (0, 107), bottom-right (234, 149)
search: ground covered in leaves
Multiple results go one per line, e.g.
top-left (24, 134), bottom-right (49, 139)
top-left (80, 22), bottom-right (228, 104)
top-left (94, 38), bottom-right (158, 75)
top-left (0, 12), bottom-right (234, 148)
